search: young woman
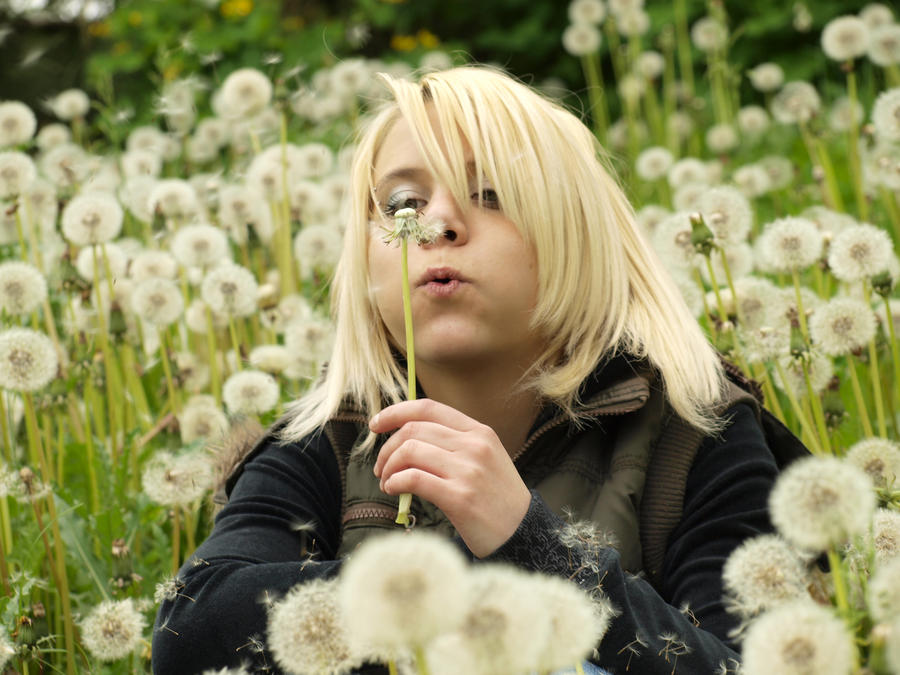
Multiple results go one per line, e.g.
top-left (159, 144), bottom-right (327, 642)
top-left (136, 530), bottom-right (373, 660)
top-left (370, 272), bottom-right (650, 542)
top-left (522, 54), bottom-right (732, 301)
top-left (152, 66), bottom-right (778, 674)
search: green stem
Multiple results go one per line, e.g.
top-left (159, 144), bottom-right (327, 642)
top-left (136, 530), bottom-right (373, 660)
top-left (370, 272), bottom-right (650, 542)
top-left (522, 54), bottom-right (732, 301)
top-left (847, 355), bottom-right (874, 438)
top-left (82, 380), bottom-right (101, 516)
top-left (800, 359), bottom-right (832, 455)
top-left (396, 238), bottom-right (416, 527)
top-left (791, 269), bottom-right (810, 342)
top-left (773, 360), bottom-right (823, 454)
top-left (227, 317), bottom-right (244, 372)
top-left (883, 295), bottom-right (900, 415)
top-left (205, 306), bottom-right (222, 405)
top-left (171, 507), bottom-right (181, 575)
top-left (581, 53), bottom-right (609, 139)
top-left (827, 548), bottom-right (860, 672)
top-left (845, 68), bottom-right (868, 221)
top-left (414, 645), bottom-right (431, 675)
top-left (880, 186), bottom-right (900, 247)
top-left (673, 0), bottom-right (695, 98)
top-left (159, 327), bottom-right (181, 415)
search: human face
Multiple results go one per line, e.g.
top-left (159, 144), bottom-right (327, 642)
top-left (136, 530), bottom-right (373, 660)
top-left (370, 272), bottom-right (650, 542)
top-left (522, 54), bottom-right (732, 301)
top-left (367, 114), bottom-right (544, 374)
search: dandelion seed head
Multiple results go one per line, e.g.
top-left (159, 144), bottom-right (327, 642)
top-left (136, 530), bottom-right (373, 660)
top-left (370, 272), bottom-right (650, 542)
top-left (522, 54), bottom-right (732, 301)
top-left (821, 15), bottom-right (869, 61)
top-left (61, 192), bottom-right (123, 246)
top-left (742, 600), bottom-right (853, 675)
top-left (872, 508), bottom-right (900, 565)
top-left (672, 273), bottom-right (704, 318)
top-left (828, 96), bottom-right (864, 133)
top-left (75, 242), bottom-right (127, 282)
top-left (330, 58), bottom-right (371, 97)
top-left (0, 101), bottom-right (36, 147)
top-left (652, 212), bottom-right (700, 270)
top-left (35, 122), bottom-right (70, 150)
top-left (737, 105), bottom-right (771, 136)
top-left (284, 315), bottom-right (335, 371)
top-left (868, 23), bottom-right (900, 66)
top-left (222, 370), bottom-right (279, 416)
top-left (171, 223), bottom-right (231, 270)
top-left (562, 22), bottom-right (602, 56)
top-left (748, 62), bottom-right (784, 92)
top-left (691, 16), bottom-right (728, 51)
top-left (129, 250), bottom-right (177, 283)
top-left (861, 3), bottom-right (894, 29)
top-left (294, 224), bottom-right (343, 280)
top-left (868, 556), bottom-right (900, 622)
top-left (616, 9), bottom-right (650, 37)
top-left (872, 88), bottom-right (900, 142)
top-left (200, 263), bottom-right (258, 317)
top-left (696, 185), bottom-right (752, 245)
top-left (80, 598), bottom-right (146, 662)
top-left (771, 81), bottom-right (821, 125)
top-left (635, 50), bottom-right (665, 80)
top-left (0, 261), bottom-right (47, 316)
top-left (178, 397), bottom-right (227, 445)
top-left (635, 146), bottom-right (674, 182)
top-left (49, 88), bottom-right (89, 120)
top-left (733, 164), bottom-right (772, 198)
top-left (0, 151), bottom-right (36, 198)
top-left (340, 532), bottom-right (469, 652)
top-left (0, 328), bottom-right (57, 392)
top-left (809, 296), bottom-right (877, 356)
top-left (40, 142), bottom-right (89, 188)
top-left (846, 438), bottom-right (900, 489)
top-left (268, 578), bottom-right (361, 675)
top-left (634, 204), bottom-right (670, 236)
top-left (148, 178), bottom-right (202, 221)
top-left (121, 149), bottom-right (162, 179)
top-left (141, 450), bottom-right (214, 506)
top-left (131, 277), bottom-right (184, 326)
top-left (769, 455), bottom-right (876, 552)
top-left (668, 157), bottom-right (709, 189)
top-left (569, 0), bottom-right (606, 25)
top-left (757, 216), bottom-right (823, 272)
top-left (723, 534), bottom-right (808, 619)
top-left (248, 345), bottom-right (292, 374)
top-left (220, 68), bottom-right (272, 119)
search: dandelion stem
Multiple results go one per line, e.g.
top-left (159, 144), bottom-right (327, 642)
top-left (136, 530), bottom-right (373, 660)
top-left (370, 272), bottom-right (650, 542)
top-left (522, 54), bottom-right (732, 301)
top-left (205, 306), bottom-right (222, 405)
top-left (753, 362), bottom-right (787, 424)
top-left (228, 317), bottom-right (244, 372)
top-left (879, 186), bottom-right (900, 247)
top-left (388, 661), bottom-right (399, 675)
top-left (773, 360), bottom-right (823, 454)
top-left (0, 393), bottom-right (11, 462)
top-left (847, 354), bottom-right (874, 438)
top-left (673, 0), bottom-right (695, 99)
top-left (414, 645), bottom-right (431, 675)
top-left (800, 359), bottom-right (832, 455)
top-left (581, 53), bottom-right (609, 140)
top-left (575, 662), bottom-right (587, 675)
top-left (863, 312), bottom-right (888, 438)
top-left (826, 547), bottom-right (859, 674)
top-left (845, 67), bottom-right (868, 221)
top-left (159, 327), bottom-right (181, 415)
top-left (883, 295), bottom-right (900, 414)
top-left (171, 506), bottom-right (181, 575)
top-left (790, 269), bottom-right (811, 342)
top-left (396, 237), bottom-right (416, 527)
top-left (82, 380), bottom-right (102, 516)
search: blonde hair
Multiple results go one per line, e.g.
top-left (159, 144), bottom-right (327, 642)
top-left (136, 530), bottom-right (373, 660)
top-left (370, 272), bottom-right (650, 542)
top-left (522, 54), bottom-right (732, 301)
top-left (281, 66), bottom-right (725, 448)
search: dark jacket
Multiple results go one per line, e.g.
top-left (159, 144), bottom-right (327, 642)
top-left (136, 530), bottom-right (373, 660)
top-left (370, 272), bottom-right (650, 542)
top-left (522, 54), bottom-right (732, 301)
top-left (152, 358), bottom-right (778, 674)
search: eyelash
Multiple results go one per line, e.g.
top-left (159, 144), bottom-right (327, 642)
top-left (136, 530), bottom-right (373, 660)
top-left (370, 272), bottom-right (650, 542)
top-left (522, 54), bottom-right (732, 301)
top-left (380, 188), bottom-right (501, 216)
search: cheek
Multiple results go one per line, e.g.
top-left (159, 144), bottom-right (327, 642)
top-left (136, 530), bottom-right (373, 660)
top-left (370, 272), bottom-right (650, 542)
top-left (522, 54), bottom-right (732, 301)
top-left (367, 240), bottom-right (402, 325)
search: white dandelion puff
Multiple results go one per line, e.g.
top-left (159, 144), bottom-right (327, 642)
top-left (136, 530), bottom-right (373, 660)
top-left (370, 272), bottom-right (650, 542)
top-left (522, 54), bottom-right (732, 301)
top-left (872, 508), bottom-right (900, 565)
top-left (284, 315), bottom-right (335, 369)
top-left (691, 16), bottom-right (728, 52)
top-left (652, 212), bottom-right (700, 270)
top-left (569, 0), bottom-right (606, 25)
top-left (40, 142), bottom-right (89, 189)
top-left (121, 149), bottom-right (162, 179)
top-left (868, 556), bottom-right (900, 622)
top-left (828, 223), bottom-right (893, 282)
top-left (129, 249), bottom-right (177, 282)
top-left (49, 88), bottom-right (90, 120)
top-left (171, 223), bottom-right (231, 270)
top-left (35, 122), bottom-right (70, 150)
top-left (200, 264), bottom-right (258, 318)
top-left (294, 224), bottom-right (343, 279)
top-left (809, 296), bottom-right (877, 356)
top-left (61, 192), bottom-right (123, 246)
top-left (774, 349), bottom-right (833, 399)
top-left (0, 101), bottom-right (37, 147)
top-left (771, 81), bottom-right (821, 125)
top-left (141, 450), bottom-right (214, 506)
top-left (769, 455), bottom-right (876, 552)
top-left (219, 68), bottom-right (272, 119)
top-left (697, 185), bottom-right (752, 246)
top-left (75, 242), bottom-right (127, 282)
top-left (79, 598), bottom-right (146, 662)
top-left (747, 62), bottom-right (784, 92)
top-left (741, 600), bottom-right (854, 675)
top-left (130, 278), bottom-right (184, 327)
top-left (828, 96), bottom-right (864, 133)
top-left (757, 216), bottom-right (823, 273)
top-left (0, 261), bottom-right (47, 316)
top-left (635, 50), bottom-right (665, 80)
top-left (562, 22), bottom-right (602, 56)
top-left (178, 397), bottom-right (228, 444)
top-left (706, 123), bottom-right (739, 154)
top-left (845, 437), bottom-right (900, 489)
top-left (268, 578), bottom-right (361, 675)
top-left (868, 23), bottom-right (900, 67)
top-left (821, 15), bottom-right (869, 62)
top-left (861, 3), bottom-right (894, 29)
top-left (340, 532), bottom-right (469, 653)
top-left (248, 345), bottom-right (292, 374)
top-left (0, 151), bottom-right (36, 198)
top-left (0, 328), bottom-right (58, 392)
top-left (634, 204), bottom-right (670, 236)
top-left (872, 88), bottom-right (900, 142)
top-left (616, 9), bottom-right (650, 37)
top-left (667, 158), bottom-right (709, 189)
top-left (635, 146), bottom-right (674, 182)
top-left (737, 105), bottom-right (771, 137)
top-left (732, 164), bottom-right (772, 198)
top-left (722, 534), bottom-right (809, 619)
top-left (148, 178), bottom-right (202, 221)
top-left (222, 370), bottom-right (279, 416)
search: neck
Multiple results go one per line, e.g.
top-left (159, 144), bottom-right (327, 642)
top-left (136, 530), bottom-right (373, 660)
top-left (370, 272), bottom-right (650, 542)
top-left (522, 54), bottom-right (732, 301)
top-left (416, 359), bottom-right (542, 455)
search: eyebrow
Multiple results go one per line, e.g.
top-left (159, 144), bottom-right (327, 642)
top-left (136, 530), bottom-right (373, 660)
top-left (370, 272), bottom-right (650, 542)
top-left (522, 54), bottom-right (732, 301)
top-left (373, 160), bottom-right (481, 195)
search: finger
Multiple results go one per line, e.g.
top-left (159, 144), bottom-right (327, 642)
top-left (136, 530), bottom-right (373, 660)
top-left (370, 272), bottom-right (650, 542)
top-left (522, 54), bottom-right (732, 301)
top-left (381, 466), bottom-right (447, 501)
top-left (374, 420), bottom-right (459, 477)
top-left (378, 439), bottom-right (454, 488)
top-left (369, 398), bottom-right (480, 434)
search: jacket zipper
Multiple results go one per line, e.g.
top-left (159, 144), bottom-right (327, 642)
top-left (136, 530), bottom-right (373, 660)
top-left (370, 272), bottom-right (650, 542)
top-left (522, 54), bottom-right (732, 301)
top-left (342, 502), bottom-right (399, 525)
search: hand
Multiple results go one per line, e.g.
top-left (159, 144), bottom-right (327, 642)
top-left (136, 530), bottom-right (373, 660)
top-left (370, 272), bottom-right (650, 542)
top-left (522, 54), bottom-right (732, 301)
top-left (370, 399), bottom-right (532, 558)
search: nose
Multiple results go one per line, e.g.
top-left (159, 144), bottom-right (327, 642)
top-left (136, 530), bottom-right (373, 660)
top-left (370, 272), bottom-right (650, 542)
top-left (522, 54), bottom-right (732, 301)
top-left (422, 186), bottom-right (468, 245)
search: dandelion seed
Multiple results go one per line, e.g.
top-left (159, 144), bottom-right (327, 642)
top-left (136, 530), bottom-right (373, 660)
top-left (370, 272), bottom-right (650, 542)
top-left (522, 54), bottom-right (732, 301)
top-left (200, 264), bottom-right (258, 317)
top-left (722, 534), bottom-right (808, 619)
top-left (0, 151), bottom-right (36, 198)
top-left (61, 192), bottom-right (123, 246)
top-left (872, 88), bottom-right (900, 141)
top-left (294, 224), bottom-right (343, 279)
top-left (49, 88), bottom-right (90, 120)
top-left (757, 216), bottom-right (823, 273)
top-left (696, 185), bottom-right (752, 246)
top-left (737, 105), bottom-right (771, 137)
top-left (222, 370), bottom-right (279, 416)
top-left (617, 9), bottom-right (650, 37)
top-left (635, 146), bottom-right (674, 182)
top-left (220, 68), bottom-right (272, 119)
top-left (142, 450), bottom-right (213, 506)
top-left (691, 16), bottom-right (728, 52)
top-left (562, 22), bottom-right (602, 56)
top-left (80, 598), bottom-right (146, 662)
top-left (330, 58), bottom-right (371, 98)
top-left (0, 100), bottom-right (36, 147)
top-left (769, 455), bottom-right (875, 552)
top-left (0, 328), bottom-right (58, 392)
top-left (35, 122), bottom-right (70, 150)
top-left (770, 81), bottom-right (821, 125)
top-left (0, 261), bottom-right (47, 316)
top-left (569, 0), bottom-right (606, 25)
top-left (652, 212), bottom-right (701, 270)
top-left (40, 142), bottom-right (89, 189)
top-left (129, 250), bottom-right (177, 283)
top-left (872, 508), bottom-right (900, 565)
top-left (821, 15), bottom-right (869, 61)
top-left (742, 600), bottom-right (853, 675)
top-left (667, 157), bottom-right (709, 189)
top-left (154, 576), bottom-right (188, 604)
top-left (864, 140), bottom-right (900, 190)
top-left (218, 184), bottom-right (272, 244)
top-left (635, 50), bottom-right (665, 80)
top-left (248, 345), bottom-right (292, 374)
top-left (340, 532), bottom-right (469, 654)
top-left (171, 223), bottom-right (231, 270)
top-left (268, 578), bottom-right (362, 675)
top-left (747, 62), bottom-right (784, 92)
top-left (846, 437), bottom-right (900, 489)
top-left (809, 296), bottom-right (877, 356)
top-left (131, 278), bottom-right (184, 327)
top-left (732, 164), bottom-right (772, 198)
top-left (121, 149), bottom-right (162, 179)
top-left (868, 556), bottom-right (900, 622)
top-left (868, 23), bottom-right (900, 66)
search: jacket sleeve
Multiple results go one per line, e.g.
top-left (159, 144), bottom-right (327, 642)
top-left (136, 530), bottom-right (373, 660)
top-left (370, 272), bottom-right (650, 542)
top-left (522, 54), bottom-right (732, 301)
top-left (483, 403), bottom-right (777, 674)
top-left (151, 432), bottom-right (346, 675)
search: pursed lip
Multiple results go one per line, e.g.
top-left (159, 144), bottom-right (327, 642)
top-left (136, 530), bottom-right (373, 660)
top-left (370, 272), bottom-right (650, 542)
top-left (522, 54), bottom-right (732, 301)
top-left (416, 266), bottom-right (469, 286)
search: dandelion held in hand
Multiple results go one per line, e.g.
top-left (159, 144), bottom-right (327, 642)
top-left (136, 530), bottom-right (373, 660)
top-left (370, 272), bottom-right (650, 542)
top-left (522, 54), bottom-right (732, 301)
top-left (381, 206), bottom-right (443, 526)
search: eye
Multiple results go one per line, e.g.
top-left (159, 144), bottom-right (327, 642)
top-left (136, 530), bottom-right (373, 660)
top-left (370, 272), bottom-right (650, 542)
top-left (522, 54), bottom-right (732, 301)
top-left (471, 188), bottom-right (500, 210)
top-left (382, 189), bottom-right (427, 216)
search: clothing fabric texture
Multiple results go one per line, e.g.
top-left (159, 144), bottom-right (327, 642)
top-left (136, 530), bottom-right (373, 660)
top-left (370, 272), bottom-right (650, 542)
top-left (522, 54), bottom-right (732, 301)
top-left (152, 362), bottom-right (778, 675)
